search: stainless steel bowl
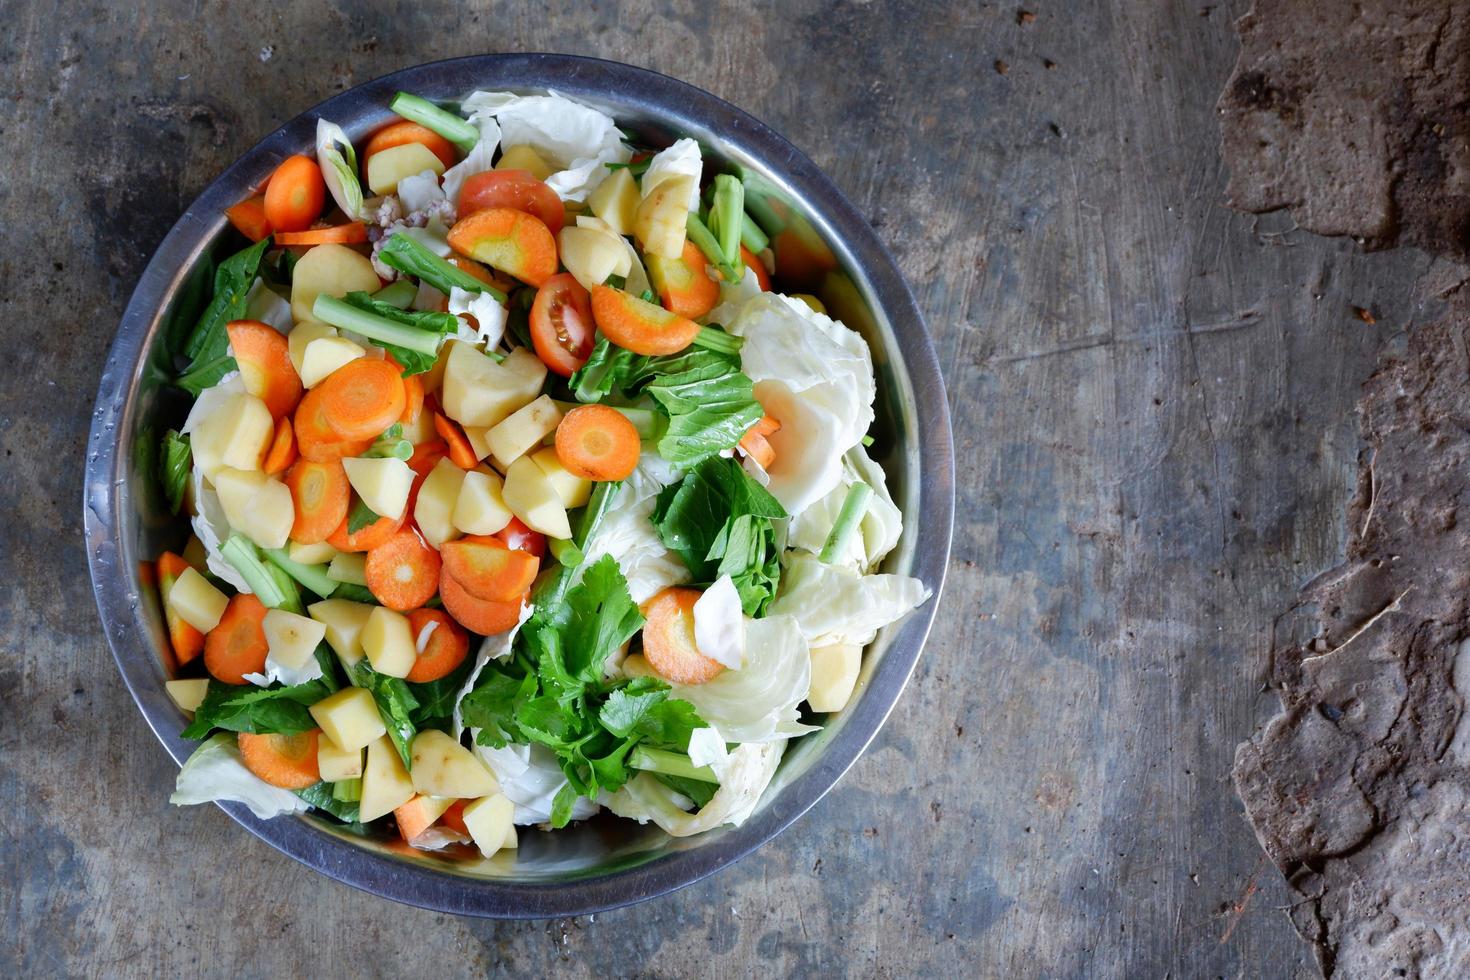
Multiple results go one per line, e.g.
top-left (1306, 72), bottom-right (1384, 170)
top-left (83, 54), bottom-right (953, 918)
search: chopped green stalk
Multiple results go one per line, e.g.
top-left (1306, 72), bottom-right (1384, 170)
top-left (685, 212), bottom-right (739, 282)
top-left (862, 434), bottom-right (875, 447)
top-left (331, 778), bottom-right (363, 803)
top-left (388, 91), bottom-right (479, 154)
top-left (711, 175), bottom-right (745, 268)
top-left (313, 294), bottom-right (443, 356)
top-left (630, 747), bottom-right (719, 783)
top-left (548, 537), bottom-right (584, 568)
top-left (364, 436), bottom-right (412, 460)
top-left (691, 325), bottom-right (743, 356)
top-left (739, 211), bottom-right (769, 253)
top-left (377, 232), bottom-right (506, 301)
top-left (263, 548), bottom-right (339, 599)
top-left (372, 279), bottom-right (417, 310)
top-left (221, 535), bottom-right (302, 612)
top-left (574, 480), bottom-right (622, 553)
top-left (819, 482), bottom-right (874, 564)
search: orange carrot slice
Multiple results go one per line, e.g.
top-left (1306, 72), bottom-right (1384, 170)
top-left (447, 207), bottom-right (557, 287)
top-left (433, 413), bottom-right (480, 470)
top-left (740, 244), bottom-right (771, 291)
top-left (555, 404), bottom-right (641, 481)
top-left (227, 319), bottom-right (303, 419)
top-left (294, 387), bottom-right (374, 462)
top-left (589, 285), bottom-right (700, 356)
top-left (440, 535), bottom-right (540, 603)
top-left (238, 731), bottom-right (322, 789)
top-left (157, 551), bottom-right (204, 666)
top-left (204, 594), bottom-right (270, 685)
top-left (405, 608), bottom-right (470, 683)
top-left (316, 358), bottom-right (407, 440)
top-left (263, 155), bottom-right (326, 233)
top-left (738, 414), bottom-right (781, 470)
top-left (272, 222), bottom-right (368, 246)
top-left (647, 239), bottom-right (721, 319)
top-left (364, 120), bottom-right (457, 170)
top-left (328, 511), bottom-right (404, 553)
top-left (439, 799), bottom-right (469, 835)
top-left (365, 529), bottom-right (442, 611)
top-left (262, 417), bottom-right (298, 475)
top-left (225, 196), bottom-right (272, 242)
top-left (640, 587), bottom-right (724, 685)
top-left (439, 567), bottom-right (524, 635)
top-left (285, 458), bottom-right (351, 544)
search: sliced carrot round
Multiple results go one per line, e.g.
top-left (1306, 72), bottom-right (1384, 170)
top-left (648, 239), bottom-right (721, 319)
top-left (737, 414), bottom-right (781, 471)
top-left (446, 206), bottom-right (557, 287)
top-left (328, 511), bottom-right (404, 553)
top-left (227, 320), bottom-right (303, 419)
top-left (294, 386), bottom-right (374, 462)
top-left (203, 594), bottom-right (270, 685)
top-left (555, 404), bottom-right (641, 482)
top-left (273, 222), bottom-right (368, 246)
top-left (316, 358), bottom-right (407, 440)
top-left (285, 459), bottom-right (351, 544)
top-left (238, 731), bottom-right (322, 789)
top-left (263, 155), bottom-right (326, 233)
top-left (364, 120), bottom-right (457, 170)
top-left (405, 608), bottom-right (470, 683)
top-left (365, 529), bottom-right (442, 611)
top-left (262, 417), bottom-right (298, 475)
top-left (440, 535), bottom-right (540, 603)
top-left (740, 244), bottom-right (771, 291)
top-left (589, 285), bottom-right (700, 356)
top-left (225, 196), bottom-right (272, 242)
top-left (439, 567), bottom-right (524, 635)
top-left (640, 587), bottom-right (724, 685)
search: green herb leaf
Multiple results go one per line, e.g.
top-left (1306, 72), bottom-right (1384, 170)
top-left (346, 497), bottom-right (380, 535)
top-left (158, 430), bottom-right (191, 514)
top-left (348, 660), bottom-right (418, 770)
top-left (406, 657), bottom-right (475, 728)
top-left (331, 291), bottom-right (460, 375)
top-left (180, 653), bottom-right (336, 739)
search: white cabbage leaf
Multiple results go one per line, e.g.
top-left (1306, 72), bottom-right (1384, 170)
top-left (243, 646), bottom-right (324, 688)
top-left (409, 827), bottom-right (469, 851)
top-left (641, 137), bottom-right (702, 209)
top-left (243, 279), bottom-right (293, 333)
top-left (770, 553), bottom-right (931, 647)
top-left (786, 446), bottom-right (904, 572)
top-left (189, 465), bottom-right (251, 593)
top-left (460, 90), bottom-right (629, 202)
top-left (440, 115), bottom-right (502, 206)
top-left (703, 264), bottom-right (763, 326)
top-left (451, 601), bottom-right (534, 735)
top-left (686, 725), bottom-right (730, 771)
top-left (316, 118), bottom-right (364, 219)
top-left (693, 575), bottom-right (744, 669)
top-left (671, 614), bottom-right (816, 743)
top-left (449, 286), bottom-right (508, 350)
top-left (603, 740), bottom-right (785, 837)
top-left (583, 452), bottom-right (688, 604)
top-left (474, 741), bottom-right (601, 826)
top-left (170, 733), bottom-right (310, 819)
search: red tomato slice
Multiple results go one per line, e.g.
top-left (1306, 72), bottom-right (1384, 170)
top-left (530, 273), bottom-right (596, 377)
top-left (456, 169), bottom-right (564, 234)
top-left (495, 517), bottom-right (547, 559)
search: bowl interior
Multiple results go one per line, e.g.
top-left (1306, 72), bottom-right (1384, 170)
top-left (86, 55), bottom-right (952, 916)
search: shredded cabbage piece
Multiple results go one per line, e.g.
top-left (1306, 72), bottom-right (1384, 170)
top-left (770, 553), bottom-right (931, 647)
top-left (583, 453), bottom-right (689, 604)
top-left (671, 614), bottom-right (816, 743)
top-left (170, 733), bottom-right (310, 819)
top-left (460, 90), bottom-right (629, 202)
top-left (604, 740), bottom-right (785, 837)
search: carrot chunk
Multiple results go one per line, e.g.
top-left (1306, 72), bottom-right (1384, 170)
top-left (227, 319), bottom-right (303, 420)
top-left (365, 529), bottom-right (442, 611)
top-left (204, 594), bottom-right (270, 685)
top-left (317, 358), bottom-right (407, 440)
top-left (439, 567), bottom-right (524, 635)
top-left (238, 731), bottom-right (322, 789)
top-left (440, 535), bottom-right (540, 603)
top-left (263, 155), bottom-right (326, 233)
top-left (555, 404), bottom-right (641, 482)
top-left (589, 285), bottom-right (700, 356)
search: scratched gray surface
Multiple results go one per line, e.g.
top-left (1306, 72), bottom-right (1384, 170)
top-left (0, 1), bottom-right (1426, 976)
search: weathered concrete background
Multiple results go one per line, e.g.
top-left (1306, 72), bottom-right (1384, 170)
top-left (0, 1), bottom-right (1431, 976)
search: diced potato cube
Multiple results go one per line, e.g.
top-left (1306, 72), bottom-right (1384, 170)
top-left (290, 244), bottom-right (382, 324)
top-left (212, 467), bottom-right (293, 550)
top-left (317, 735), bottom-right (364, 781)
top-left (486, 396), bottom-right (562, 471)
top-left (167, 566), bottom-right (229, 633)
top-left (588, 167), bottom-right (639, 235)
top-left (288, 539), bottom-right (339, 565)
top-left (634, 174), bottom-right (694, 259)
top-left (462, 793), bottom-right (517, 858)
top-left (530, 447), bottom-right (592, 508)
top-left (807, 643), bottom-right (863, 713)
top-left (341, 457), bottom-right (413, 522)
top-left (165, 678), bottom-right (211, 713)
top-left (460, 424), bottom-right (494, 462)
top-left (452, 468), bottom-right (514, 535)
top-left (262, 609), bottom-right (327, 669)
top-left (287, 321), bottom-right (338, 377)
top-left (501, 455), bottom-right (571, 539)
top-left (619, 654), bottom-right (656, 680)
top-left (327, 552), bottom-right (367, 586)
top-left (192, 392), bottom-right (273, 476)
top-left (366, 143), bottom-right (447, 196)
top-left (414, 457), bottom-right (467, 548)
top-left (212, 467), bottom-right (270, 525)
top-left (400, 405), bottom-right (436, 446)
top-left (359, 735), bottom-right (416, 822)
top-left (496, 144), bottom-right (555, 180)
top-left (557, 225), bottom-right (631, 292)
top-left (299, 335), bottom-right (366, 388)
top-left (308, 598), bottom-right (375, 665)
top-left (362, 606), bottom-right (416, 678)
top-left (441, 342), bottom-right (547, 428)
top-left (308, 687), bottom-right (386, 752)
top-left (409, 730), bottom-right (499, 799)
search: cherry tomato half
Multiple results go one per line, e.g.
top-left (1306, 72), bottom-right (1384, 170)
top-left (529, 273), bottom-right (596, 377)
top-left (495, 517), bottom-right (547, 559)
top-left (456, 169), bottom-right (564, 234)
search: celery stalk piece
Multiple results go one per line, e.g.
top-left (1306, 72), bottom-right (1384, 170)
top-left (331, 778), bottom-right (363, 803)
top-left (711, 175), bottom-right (745, 269)
top-left (377, 232), bottom-right (506, 302)
top-left (819, 482), bottom-right (874, 564)
top-left (629, 747), bottom-right (720, 783)
top-left (221, 535), bottom-right (302, 612)
top-left (262, 548), bottom-right (339, 599)
top-left (312, 295), bottom-right (443, 356)
top-left (548, 537), bottom-right (585, 569)
top-left (388, 92), bottom-right (479, 154)
top-left (739, 211), bottom-right (769, 254)
top-left (575, 480), bottom-right (621, 551)
top-left (371, 279), bottom-right (417, 310)
top-left (691, 325), bottom-right (743, 356)
top-left (685, 212), bottom-right (739, 283)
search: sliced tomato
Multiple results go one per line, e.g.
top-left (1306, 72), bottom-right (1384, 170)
top-left (530, 273), bottom-right (596, 377)
top-left (495, 516), bottom-right (547, 559)
top-left (456, 169), bottom-right (564, 234)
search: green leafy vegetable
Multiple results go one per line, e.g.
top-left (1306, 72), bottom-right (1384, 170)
top-left (158, 430), bottom-right (191, 514)
top-left (177, 237), bottom-right (271, 394)
top-left (652, 457), bottom-right (787, 615)
top-left (654, 772), bottom-right (719, 808)
top-left (181, 647), bottom-right (337, 739)
top-left (262, 547), bottom-right (338, 599)
top-left (406, 657), bottom-right (475, 730)
top-left (349, 659), bottom-right (418, 769)
top-left (330, 583), bottom-right (378, 605)
top-left (346, 497), bottom-right (380, 535)
top-left (377, 232), bottom-right (506, 302)
top-left (297, 780), bottom-right (363, 824)
top-left (315, 292), bottom-right (458, 375)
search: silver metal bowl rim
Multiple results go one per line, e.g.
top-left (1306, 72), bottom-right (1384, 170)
top-left (83, 53), bottom-right (954, 919)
